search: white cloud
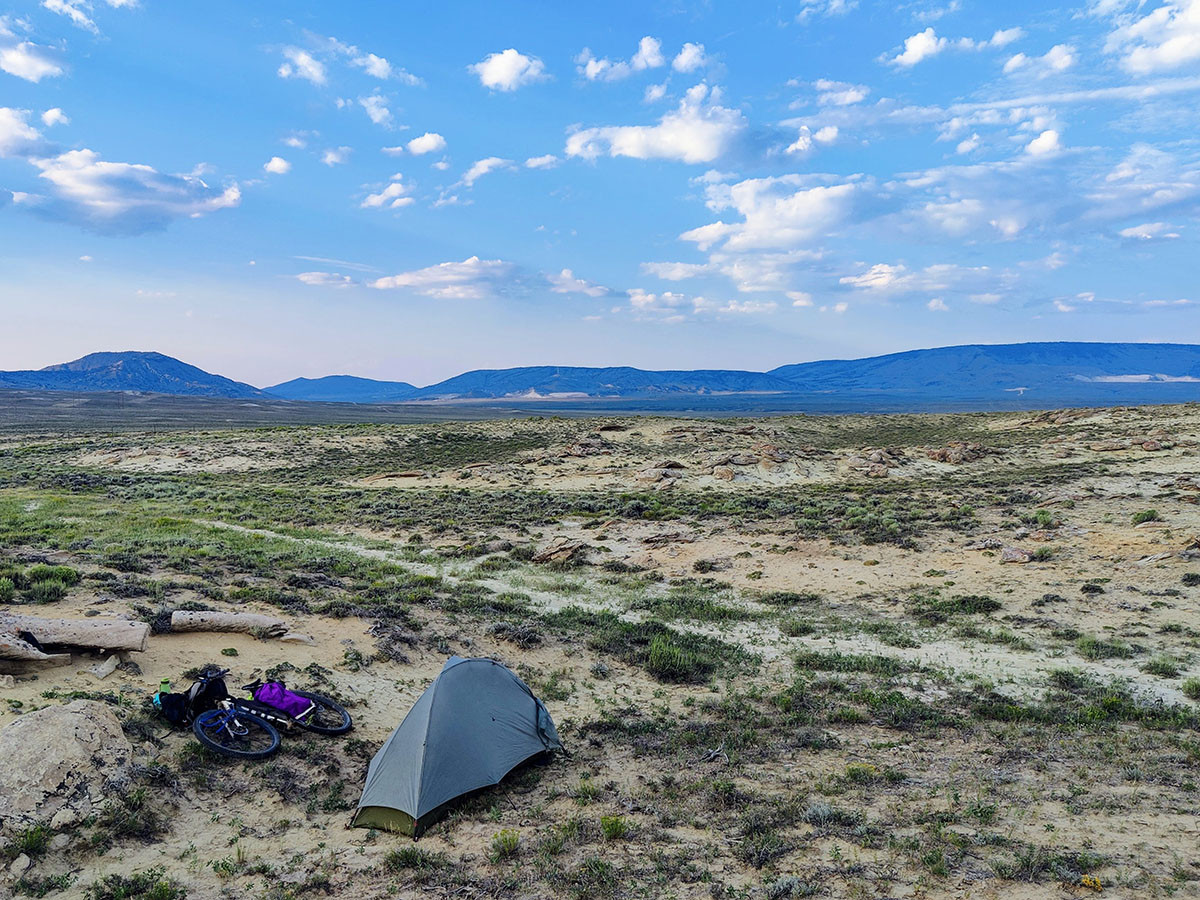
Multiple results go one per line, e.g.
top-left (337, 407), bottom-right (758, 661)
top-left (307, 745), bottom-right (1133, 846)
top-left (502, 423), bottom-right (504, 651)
top-left (361, 178), bottom-right (414, 209)
top-left (321, 146), bottom-right (351, 166)
top-left (325, 35), bottom-right (421, 85)
top-left (673, 42), bottom-right (707, 72)
top-left (641, 260), bottom-right (712, 280)
top-left (283, 134), bottom-right (309, 149)
top-left (718, 298), bottom-right (777, 314)
top-left (0, 107), bottom-right (42, 157)
top-left (577, 36), bottom-right (665, 82)
top-left (890, 25), bottom-right (1026, 67)
top-left (566, 83), bottom-right (746, 164)
top-left (370, 256), bottom-right (517, 299)
top-left (787, 125), bottom-right (839, 155)
top-left (891, 27), bottom-right (949, 66)
top-left (41, 107), bottom-right (68, 126)
top-left (0, 41), bottom-right (63, 82)
top-left (1119, 221), bottom-right (1180, 239)
top-left (460, 156), bottom-right (514, 187)
top-left (407, 132), bottom-right (446, 155)
top-left (79, 254), bottom-right (92, 261)
top-left (263, 156), bottom-right (290, 175)
top-left (969, 292), bottom-right (1002, 304)
top-left (797, 0), bottom-right (857, 22)
top-left (814, 79), bottom-right (869, 106)
top-left (1054, 300), bottom-right (1076, 312)
top-left (956, 132), bottom-right (981, 153)
top-left (525, 154), bottom-right (558, 168)
top-left (381, 145), bottom-right (404, 156)
top-left (1105, 0), bottom-right (1200, 73)
top-left (814, 125), bottom-right (839, 144)
top-left (644, 82), bottom-right (667, 103)
top-left (547, 268), bottom-right (608, 296)
top-left (788, 290), bottom-right (813, 306)
top-left (470, 48), bottom-right (547, 91)
top-left (297, 271), bottom-right (354, 287)
top-left (278, 47), bottom-right (326, 86)
top-left (1005, 44), bottom-right (1075, 76)
top-left (28, 148), bottom-right (240, 234)
top-left (1025, 128), bottom-right (1061, 155)
top-left (42, 0), bottom-right (96, 32)
top-left (928, 297), bottom-right (949, 311)
top-left (359, 92), bottom-right (392, 126)
top-left (840, 262), bottom-right (910, 290)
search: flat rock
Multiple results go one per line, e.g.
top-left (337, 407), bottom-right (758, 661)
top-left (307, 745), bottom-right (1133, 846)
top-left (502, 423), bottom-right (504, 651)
top-left (0, 700), bottom-right (132, 832)
top-left (1000, 546), bottom-right (1033, 564)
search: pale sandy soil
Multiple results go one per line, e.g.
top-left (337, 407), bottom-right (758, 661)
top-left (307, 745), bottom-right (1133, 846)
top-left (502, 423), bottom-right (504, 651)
top-left (1, 404), bottom-right (1198, 899)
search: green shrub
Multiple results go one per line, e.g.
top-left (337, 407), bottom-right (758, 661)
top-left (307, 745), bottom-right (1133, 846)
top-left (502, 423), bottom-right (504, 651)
top-left (599, 815), bottom-right (629, 840)
top-left (646, 634), bottom-right (712, 682)
top-left (1183, 678), bottom-right (1200, 702)
top-left (384, 846), bottom-right (449, 872)
top-left (1076, 635), bottom-right (1137, 660)
top-left (1142, 657), bottom-right (1180, 678)
top-left (26, 564), bottom-right (80, 586)
top-left (0, 577), bottom-right (13, 603)
top-left (490, 828), bottom-right (520, 861)
top-left (24, 580), bottom-right (66, 604)
top-left (1132, 509), bottom-right (1160, 525)
top-left (86, 867), bottom-right (186, 900)
top-left (1183, 573), bottom-right (1200, 587)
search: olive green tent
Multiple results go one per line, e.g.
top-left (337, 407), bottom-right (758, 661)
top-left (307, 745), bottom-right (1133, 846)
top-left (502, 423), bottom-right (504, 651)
top-left (351, 656), bottom-right (563, 836)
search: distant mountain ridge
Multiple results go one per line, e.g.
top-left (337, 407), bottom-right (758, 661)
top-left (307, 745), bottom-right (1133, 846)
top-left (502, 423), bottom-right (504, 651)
top-left (0, 351), bottom-right (265, 398)
top-left (3, 343), bottom-right (1200, 407)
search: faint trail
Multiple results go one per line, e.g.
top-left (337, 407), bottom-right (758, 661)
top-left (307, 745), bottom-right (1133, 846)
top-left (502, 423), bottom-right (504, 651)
top-left (198, 519), bottom-right (1190, 703)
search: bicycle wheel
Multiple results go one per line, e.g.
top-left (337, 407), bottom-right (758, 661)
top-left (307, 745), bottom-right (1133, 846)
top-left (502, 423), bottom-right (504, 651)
top-left (193, 709), bottom-right (281, 759)
top-left (290, 690), bottom-right (352, 735)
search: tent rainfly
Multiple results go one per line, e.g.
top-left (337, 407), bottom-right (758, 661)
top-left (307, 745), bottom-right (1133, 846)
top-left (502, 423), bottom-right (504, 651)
top-left (351, 656), bottom-right (563, 836)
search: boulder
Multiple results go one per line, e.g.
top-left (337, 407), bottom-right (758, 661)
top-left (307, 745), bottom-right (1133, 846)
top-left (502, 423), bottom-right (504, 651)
top-left (712, 466), bottom-right (735, 481)
top-left (0, 700), bottom-right (132, 832)
top-left (1000, 546), bottom-right (1033, 564)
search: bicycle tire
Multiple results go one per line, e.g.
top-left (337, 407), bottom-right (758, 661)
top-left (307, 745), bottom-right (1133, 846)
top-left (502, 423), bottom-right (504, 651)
top-left (193, 709), bottom-right (281, 759)
top-left (290, 690), bottom-right (353, 735)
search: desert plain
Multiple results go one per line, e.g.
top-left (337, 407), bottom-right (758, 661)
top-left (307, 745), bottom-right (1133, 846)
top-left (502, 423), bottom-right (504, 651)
top-left (1, 402), bottom-right (1198, 899)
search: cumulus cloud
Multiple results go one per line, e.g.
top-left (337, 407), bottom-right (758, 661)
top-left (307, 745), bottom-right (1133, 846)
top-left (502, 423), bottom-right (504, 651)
top-left (891, 27), bottom-right (948, 66)
top-left (672, 42), bottom-right (707, 72)
top-left (890, 26), bottom-right (1025, 67)
top-left (361, 178), bottom-right (414, 209)
top-left (321, 146), bottom-right (351, 166)
top-left (546, 268), bottom-right (609, 296)
top-left (27, 149), bottom-right (239, 234)
top-left (470, 48), bottom-right (548, 91)
top-left (370, 256), bottom-right (517, 299)
top-left (263, 156), bottom-right (290, 175)
top-left (928, 297), bottom-right (949, 311)
top-left (460, 156), bottom-right (515, 186)
top-left (1105, 0), bottom-right (1200, 74)
top-left (407, 132), bottom-right (446, 155)
top-left (1, 41), bottom-right (63, 82)
top-left (956, 132), bottom-right (981, 153)
top-left (359, 92), bottom-right (392, 126)
top-left (41, 107), bottom-right (68, 127)
top-left (788, 291), bottom-right (813, 307)
top-left (0, 107), bottom-right (44, 157)
top-left (644, 83), bottom-right (667, 103)
top-left (525, 154), bottom-right (558, 168)
top-left (278, 47), bottom-right (326, 85)
top-left (1025, 128), bottom-right (1061, 155)
top-left (566, 83), bottom-right (746, 164)
top-left (296, 271), bottom-right (354, 287)
top-left (576, 36), bottom-right (665, 81)
top-left (1004, 44), bottom-right (1075, 76)
top-left (813, 79), bottom-right (869, 106)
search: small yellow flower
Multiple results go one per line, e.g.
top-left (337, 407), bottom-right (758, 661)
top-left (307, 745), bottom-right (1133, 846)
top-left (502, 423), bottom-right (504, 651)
top-left (1080, 874), bottom-right (1103, 892)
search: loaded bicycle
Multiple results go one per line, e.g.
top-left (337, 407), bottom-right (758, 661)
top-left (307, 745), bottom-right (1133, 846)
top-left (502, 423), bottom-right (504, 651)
top-left (156, 667), bottom-right (352, 759)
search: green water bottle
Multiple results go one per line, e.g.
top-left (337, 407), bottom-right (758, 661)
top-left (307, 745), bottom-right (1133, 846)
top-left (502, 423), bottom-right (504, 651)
top-left (159, 677), bottom-right (171, 694)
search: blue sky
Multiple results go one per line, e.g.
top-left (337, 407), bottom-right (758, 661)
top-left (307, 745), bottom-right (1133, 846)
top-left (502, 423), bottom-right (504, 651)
top-left (1, 0), bottom-right (1198, 387)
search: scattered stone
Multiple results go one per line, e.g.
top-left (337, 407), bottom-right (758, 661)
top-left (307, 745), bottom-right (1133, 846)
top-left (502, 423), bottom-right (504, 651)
top-left (964, 539), bottom-right (1003, 550)
top-left (926, 441), bottom-right (990, 464)
top-left (643, 532), bottom-right (696, 546)
top-left (532, 540), bottom-right (588, 564)
top-left (1000, 547), bottom-right (1033, 564)
top-left (635, 468), bottom-right (673, 484)
top-left (652, 459), bottom-right (686, 469)
top-left (1089, 440), bottom-right (1130, 452)
top-left (9, 853), bottom-right (31, 876)
top-left (712, 466), bottom-right (735, 481)
top-left (0, 674), bottom-right (14, 688)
